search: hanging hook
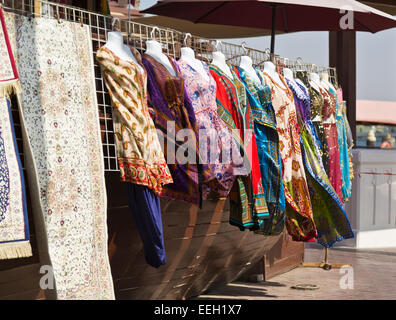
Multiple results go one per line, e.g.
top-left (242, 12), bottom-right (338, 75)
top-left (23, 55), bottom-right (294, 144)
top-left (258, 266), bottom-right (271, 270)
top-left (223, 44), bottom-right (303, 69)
top-left (79, 12), bottom-right (84, 27)
top-left (241, 42), bottom-right (248, 55)
top-left (54, 12), bottom-right (61, 24)
top-left (183, 33), bottom-right (192, 46)
top-left (295, 57), bottom-right (304, 71)
top-left (215, 40), bottom-right (222, 51)
top-left (150, 26), bottom-right (160, 40)
top-left (264, 48), bottom-right (271, 61)
top-left (111, 17), bottom-right (120, 31)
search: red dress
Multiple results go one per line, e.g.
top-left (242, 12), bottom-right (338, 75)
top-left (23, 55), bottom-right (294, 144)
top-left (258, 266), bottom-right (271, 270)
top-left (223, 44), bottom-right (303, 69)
top-left (320, 87), bottom-right (343, 202)
top-left (209, 65), bottom-right (268, 230)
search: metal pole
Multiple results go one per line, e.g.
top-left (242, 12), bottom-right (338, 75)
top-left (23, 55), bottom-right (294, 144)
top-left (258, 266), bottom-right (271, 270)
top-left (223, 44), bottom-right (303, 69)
top-left (270, 4), bottom-right (277, 54)
top-left (127, 0), bottom-right (130, 46)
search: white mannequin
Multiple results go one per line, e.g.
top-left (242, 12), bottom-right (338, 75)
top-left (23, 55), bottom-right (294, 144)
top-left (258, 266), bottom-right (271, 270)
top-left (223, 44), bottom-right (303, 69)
top-left (180, 47), bottom-right (209, 82)
top-left (104, 31), bottom-right (144, 74)
top-left (145, 39), bottom-right (176, 77)
top-left (320, 72), bottom-right (336, 93)
top-left (282, 67), bottom-right (294, 81)
top-left (263, 61), bottom-right (286, 89)
top-left (239, 56), bottom-right (261, 84)
top-left (308, 72), bottom-right (322, 92)
top-left (318, 73), bottom-right (336, 124)
top-left (296, 78), bottom-right (307, 89)
top-left (211, 51), bottom-right (233, 79)
top-left (319, 73), bottom-right (333, 123)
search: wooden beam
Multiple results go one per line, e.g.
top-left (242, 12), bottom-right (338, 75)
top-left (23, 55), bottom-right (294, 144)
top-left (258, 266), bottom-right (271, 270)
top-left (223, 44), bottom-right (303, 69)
top-left (329, 31), bottom-right (357, 144)
top-left (361, 0), bottom-right (396, 7)
top-left (361, 1), bottom-right (396, 15)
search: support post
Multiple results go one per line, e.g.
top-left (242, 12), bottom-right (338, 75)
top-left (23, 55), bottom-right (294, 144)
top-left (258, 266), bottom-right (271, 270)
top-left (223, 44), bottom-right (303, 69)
top-left (329, 31), bottom-right (357, 144)
top-left (270, 5), bottom-right (277, 54)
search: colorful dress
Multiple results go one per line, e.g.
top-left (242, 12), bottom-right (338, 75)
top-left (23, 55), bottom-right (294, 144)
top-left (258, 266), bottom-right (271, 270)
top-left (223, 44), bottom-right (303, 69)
top-left (296, 72), bottom-right (329, 166)
top-left (177, 59), bottom-right (236, 199)
top-left (321, 87), bottom-right (343, 202)
top-left (343, 103), bottom-right (355, 182)
top-left (97, 47), bottom-right (172, 268)
top-left (209, 64), bottom-right (263, 230)
top-left (231, 66), bottom-right (268, 219)
top-left (261, 71), bottom-right (317, 242)
top-left (96, 47), bottom-right (173, 194)
top-left (238, 67), bottom-right (286, 235)
top-left (286, 77), bottom-right (354, 247)
top-left (142, 53), bottom-right (206, 205)
top-left (335, 88), bottom-right (352, 200)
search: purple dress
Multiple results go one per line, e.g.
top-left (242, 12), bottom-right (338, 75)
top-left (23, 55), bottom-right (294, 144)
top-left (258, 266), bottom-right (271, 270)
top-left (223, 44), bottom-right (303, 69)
top-left (177, 59), bottom-right (236, 199)
top-left (142, 54), bottom-right (211, 205)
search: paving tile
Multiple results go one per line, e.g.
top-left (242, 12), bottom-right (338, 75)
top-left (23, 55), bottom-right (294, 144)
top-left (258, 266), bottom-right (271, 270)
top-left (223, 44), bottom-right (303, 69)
top-left (195, 246), bottom-right (396, 300)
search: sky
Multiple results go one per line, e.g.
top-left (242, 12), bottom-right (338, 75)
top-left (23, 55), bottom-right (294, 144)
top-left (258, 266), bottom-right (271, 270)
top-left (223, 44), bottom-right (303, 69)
top-left (139, 0), bottom-right (396, 102)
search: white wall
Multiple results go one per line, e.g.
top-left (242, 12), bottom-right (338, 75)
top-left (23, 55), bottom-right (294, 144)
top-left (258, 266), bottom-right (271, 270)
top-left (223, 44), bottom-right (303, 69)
top-left (343, 149), bottom-right (396, 248)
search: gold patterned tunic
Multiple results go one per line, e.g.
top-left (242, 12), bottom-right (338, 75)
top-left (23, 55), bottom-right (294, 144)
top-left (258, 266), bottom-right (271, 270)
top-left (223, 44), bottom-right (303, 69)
top-left (261, 72), bottom-right (317, 242)
top-left (96, 46), bottom-right (172, 195)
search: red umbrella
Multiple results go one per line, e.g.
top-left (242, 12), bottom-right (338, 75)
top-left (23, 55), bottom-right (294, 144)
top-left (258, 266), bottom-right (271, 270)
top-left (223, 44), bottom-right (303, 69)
top-left (142, 0), bottom-right (396, 52)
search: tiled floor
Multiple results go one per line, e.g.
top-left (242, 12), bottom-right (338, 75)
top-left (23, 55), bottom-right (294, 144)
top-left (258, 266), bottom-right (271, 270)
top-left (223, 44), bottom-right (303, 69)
top-left (195, 246), bottom-right (396, 300)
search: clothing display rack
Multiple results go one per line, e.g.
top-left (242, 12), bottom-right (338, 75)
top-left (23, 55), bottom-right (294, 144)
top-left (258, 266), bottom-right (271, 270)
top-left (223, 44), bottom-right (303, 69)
top-left (1, 0), bottom-right (351, 271)
top-left (2, 0), bottom-right (339, 171)
top-left (1, 0), bottom-right (272, 173)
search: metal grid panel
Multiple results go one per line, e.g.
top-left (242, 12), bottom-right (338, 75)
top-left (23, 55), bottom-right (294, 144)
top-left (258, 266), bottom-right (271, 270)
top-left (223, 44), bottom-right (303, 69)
top-left (1, 0), bottom-right (338, 171)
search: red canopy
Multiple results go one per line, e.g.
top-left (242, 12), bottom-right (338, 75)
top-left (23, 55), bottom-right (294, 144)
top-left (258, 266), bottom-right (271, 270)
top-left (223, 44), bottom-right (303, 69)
top-left (143, 0), bottom-right (396, 33)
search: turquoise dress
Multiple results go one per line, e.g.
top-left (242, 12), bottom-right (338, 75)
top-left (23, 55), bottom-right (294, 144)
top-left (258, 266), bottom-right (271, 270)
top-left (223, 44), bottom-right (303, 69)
top-left (237, 67), bottom-right (286, 235)
top-left (332, 87), bottom-right (352, 201)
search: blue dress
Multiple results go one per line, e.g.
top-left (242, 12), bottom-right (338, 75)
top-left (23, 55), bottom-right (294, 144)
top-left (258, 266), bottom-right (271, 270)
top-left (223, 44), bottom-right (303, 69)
top-left (334, 88), bottom-right (352, 201)
top-left (237, 67), bottom-right (286, 235)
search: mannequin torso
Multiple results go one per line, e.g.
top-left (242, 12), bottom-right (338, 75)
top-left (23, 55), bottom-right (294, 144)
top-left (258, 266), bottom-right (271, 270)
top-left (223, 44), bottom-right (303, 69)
top-left (104, 31), bottom-right (144, 74)
top-left (211, 51), bottom-right (233, 79)
top-left (283, 67), bottom-right (294, 81)
top-left (296, 79), bottom-right (307, 90)
top-left (308, 73), bottom-right (321, 92)
top-left (145, 40), bottom-right (176, 77)
top-left (263, 61), bottom-right (286, 89)
top-left (295, 78), bottom-right (306, 89)
top-left (320, 72), bottom-right (336, 92)
top-left (319, 73), bottom-right (336, 124)
top-left (180, 47), bottom-right (209, 82)
top-left (239, 56), bottom-right (260, 84)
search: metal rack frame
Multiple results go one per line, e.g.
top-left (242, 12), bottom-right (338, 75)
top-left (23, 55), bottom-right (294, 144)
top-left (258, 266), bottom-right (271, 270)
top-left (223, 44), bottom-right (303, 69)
top-left (1, 0), bottom-right (338, 171)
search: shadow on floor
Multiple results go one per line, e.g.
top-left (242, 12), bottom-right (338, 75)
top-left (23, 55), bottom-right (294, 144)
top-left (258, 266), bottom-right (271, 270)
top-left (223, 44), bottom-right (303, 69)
top-left (193, 281), bottom-right (282, 299)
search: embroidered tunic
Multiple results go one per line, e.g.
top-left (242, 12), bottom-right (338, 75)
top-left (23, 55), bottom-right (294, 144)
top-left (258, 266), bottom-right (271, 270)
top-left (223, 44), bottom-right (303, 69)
top-left (209, 64), bottom-right (260, 230)
top-left (231, 66), bottom-right (268, 220)
top-left (287, 77), bottom-right (354, 247)
top-left (177, 59), bottom-right (236, 199)
top-left (142, 53), bottom-right (207, 205)
top-left (238, 67), bottom-right (285, 235)
top-left (96, 47), bottom-right (173, 195)
top-left (261, 71), bottom-right (317, 242)
top-left (321, 87), bottom-right (343, 202)
top-left (296, 71), bottom-right (329, 165)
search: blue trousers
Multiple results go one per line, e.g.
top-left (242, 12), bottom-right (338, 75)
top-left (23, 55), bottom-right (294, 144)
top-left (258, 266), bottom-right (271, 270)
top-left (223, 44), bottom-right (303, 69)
top-left (124, 183), bottom-right (166, 268)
